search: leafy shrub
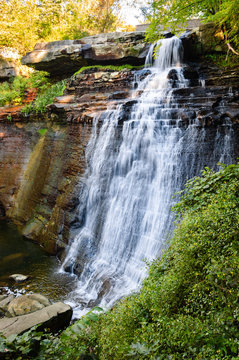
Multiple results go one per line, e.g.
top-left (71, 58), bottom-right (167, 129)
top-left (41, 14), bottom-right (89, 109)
top-left (0, 71), bottom-right (50, 108)
top-left (21, 80), bottom-right (66, 114)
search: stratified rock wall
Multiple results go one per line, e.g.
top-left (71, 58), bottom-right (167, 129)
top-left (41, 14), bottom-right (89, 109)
top-left (0, 122), bottom-right (91, 254)
top-left (0, 67), bottom-right (136, 255)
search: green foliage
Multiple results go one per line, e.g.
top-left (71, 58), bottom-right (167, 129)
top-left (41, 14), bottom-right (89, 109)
top-left (2, 164), bottom-right (239, 359)
top-left (0, 76), bottom-right (27, 107)
top-left (38, 128), bottom-right (48, 136)
top-left (21, 80), bottom-right (66, 114)
top-left (146, 0), bottom-right (239, 55)
top-left (0, 71), bottom-right (49, 107)
top-left (0, 0), bottom-right (124, 54)
top-left (0, 326), bottom-right (45, 360)
top-left (73, 64), bottom-right (144, 76)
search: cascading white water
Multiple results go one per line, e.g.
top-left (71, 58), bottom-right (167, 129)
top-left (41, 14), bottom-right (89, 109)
top-left (61, 37), bottom-right (234, 316)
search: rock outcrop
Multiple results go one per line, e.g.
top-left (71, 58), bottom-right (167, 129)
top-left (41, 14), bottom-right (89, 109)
top-left (181, 23), bottom-right (227, 61)
top-left (0, 48), bottom-right (32, 80)
top-left (6, 294), bottom-right (51, 317)
top-left (21, 32), bottom-right (149, 76)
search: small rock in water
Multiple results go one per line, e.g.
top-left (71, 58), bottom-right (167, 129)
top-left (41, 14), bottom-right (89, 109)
top-left (9, 274), bottom-right (29, 283)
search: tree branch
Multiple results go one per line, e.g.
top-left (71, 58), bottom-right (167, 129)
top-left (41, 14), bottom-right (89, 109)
top-left (227, 42), bottom-right (239, 56)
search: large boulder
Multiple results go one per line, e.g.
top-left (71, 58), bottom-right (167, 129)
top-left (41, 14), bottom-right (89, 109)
top-left (21, 31), bottom-right (150, 76)
top-left (7, 294), bottom-right (51, 317)
top-left (0, 301), bottom-right (73, 337)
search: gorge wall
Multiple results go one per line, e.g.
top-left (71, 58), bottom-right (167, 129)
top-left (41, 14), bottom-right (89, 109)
top-left (0, 26), bottom-right (239, 260)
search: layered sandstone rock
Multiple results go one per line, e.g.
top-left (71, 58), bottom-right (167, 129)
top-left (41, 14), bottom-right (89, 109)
top-left (1, 35), bottom-right (239, 257)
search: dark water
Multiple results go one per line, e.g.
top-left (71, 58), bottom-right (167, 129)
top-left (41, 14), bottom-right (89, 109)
top-left (0, 220), bottom-right (77, 302)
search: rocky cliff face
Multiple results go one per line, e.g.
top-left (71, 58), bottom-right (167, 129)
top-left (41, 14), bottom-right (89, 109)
top-left (0, 122), bottom-right (91, 254)
top-left (1, 61), bottom-right (239, 256)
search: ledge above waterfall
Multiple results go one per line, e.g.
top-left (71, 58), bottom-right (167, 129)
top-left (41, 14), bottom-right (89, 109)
top-left (21, 32), bottom-right (150, 76)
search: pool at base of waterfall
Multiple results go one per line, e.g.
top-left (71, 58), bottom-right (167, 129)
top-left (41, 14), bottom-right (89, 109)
top-left (0, 220), bottom-right (77, 306)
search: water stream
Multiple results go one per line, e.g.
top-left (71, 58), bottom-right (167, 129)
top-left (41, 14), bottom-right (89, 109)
top-left (0, 220), bottom-right (77, 300)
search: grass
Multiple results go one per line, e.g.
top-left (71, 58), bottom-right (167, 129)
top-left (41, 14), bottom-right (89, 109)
top-left (73, 64), bottom-right (145, 76)
top-left (205, 53), bottom-right (239, 68)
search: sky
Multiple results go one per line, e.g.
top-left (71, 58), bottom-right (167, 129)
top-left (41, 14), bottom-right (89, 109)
top-left (119, 0), bottom-right (146, 25)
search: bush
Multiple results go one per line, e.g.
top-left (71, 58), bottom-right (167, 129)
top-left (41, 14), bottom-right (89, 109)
top-left (0, 71), bottom-right (50, 108)
top-left (21, 80), bottom-right (66, 114)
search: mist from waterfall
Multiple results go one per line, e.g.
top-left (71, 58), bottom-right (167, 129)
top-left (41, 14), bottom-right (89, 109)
top-left (61, 36), bottom-right (234, 316)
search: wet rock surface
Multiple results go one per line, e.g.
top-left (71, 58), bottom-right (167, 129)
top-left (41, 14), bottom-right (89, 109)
top-left (9, 274), bottom-right (29, 283)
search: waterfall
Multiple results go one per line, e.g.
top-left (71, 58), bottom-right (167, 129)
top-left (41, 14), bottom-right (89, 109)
top-left (61, 37), bottom-right (234, 316)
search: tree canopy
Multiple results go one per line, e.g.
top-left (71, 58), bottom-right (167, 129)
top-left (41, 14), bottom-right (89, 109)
top-left (0, 0), bottom-right (126, 54)
top-left (146, 0), bottom-right (239, 55)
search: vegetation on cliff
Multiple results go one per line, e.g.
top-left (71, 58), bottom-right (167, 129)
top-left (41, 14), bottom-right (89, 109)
top-left (0, 71), bottom-right (66, 114)
top-left (21, 80), bottom-right (66, 114)
top-left (146, 0), bottom-right (239, 56)
top-left (1, 162), bottom-right (239, 359)
top-left (0, 72), bottom-right (49, 107)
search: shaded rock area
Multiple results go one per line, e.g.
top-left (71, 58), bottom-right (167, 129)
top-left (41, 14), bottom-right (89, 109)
top-left (182, 22), bottom-right (227, 61)
top-left (0, 294), bottom-right (72, 337)
top-left (0, 122), bottom-right (91, 254)
top-left (21, 31), bottom-right (149, 76)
